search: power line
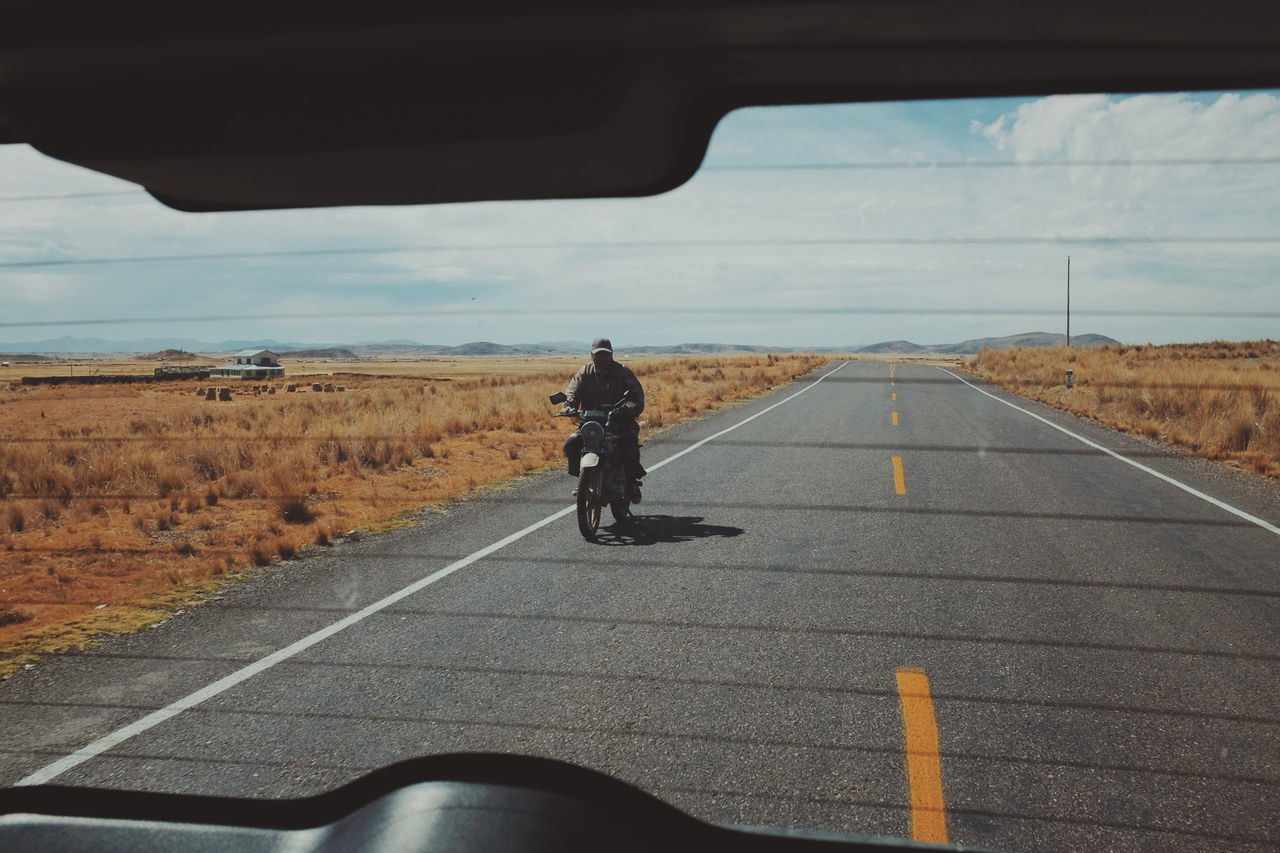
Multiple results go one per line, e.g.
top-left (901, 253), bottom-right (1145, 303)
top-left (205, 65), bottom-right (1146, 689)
top-left (701, 157), bottom-right (1280, 171)
top-left (2, 235), bottom-right (1277, 270)
top-left (1, 306), bottom-right (1276, 331)
top-left (0, 188), bottom-right (140, 202)
top-left (1, 158), bottom-right (1277, 205)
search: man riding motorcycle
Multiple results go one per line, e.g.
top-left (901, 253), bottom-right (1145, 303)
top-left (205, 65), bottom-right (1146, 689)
top-left (561, 338), bottom-right (646, 501)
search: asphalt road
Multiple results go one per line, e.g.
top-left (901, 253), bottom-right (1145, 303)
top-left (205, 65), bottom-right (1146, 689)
top-left (2, 361), bottom-right (1279, 851)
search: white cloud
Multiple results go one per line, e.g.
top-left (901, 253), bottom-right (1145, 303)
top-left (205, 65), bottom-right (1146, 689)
top-left (6, 272), bottom-right (75, 305)
top-left (974, 91), bottom-right (1280, 163)
top-left (2, 93), bottom-right (1278, 347)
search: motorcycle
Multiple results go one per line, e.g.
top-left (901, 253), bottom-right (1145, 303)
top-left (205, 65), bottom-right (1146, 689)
top-left (550, 390), bottom-right (636, 540)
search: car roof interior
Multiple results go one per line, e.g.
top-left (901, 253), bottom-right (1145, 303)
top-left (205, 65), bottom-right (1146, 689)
top-left (2, 2), bottom-right (1278, 211)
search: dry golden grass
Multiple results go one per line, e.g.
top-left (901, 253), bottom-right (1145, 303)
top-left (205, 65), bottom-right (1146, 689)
top-left (0, 354), bottom-right (591, 384)
top-left (0, 358), bottom-right (163, 382)
top-left (967, 340), bottom-right (1280, 479)
top-left (288, 355), bottom-right (589, 379)
top-left (0, 353), bottom-right (826, 671)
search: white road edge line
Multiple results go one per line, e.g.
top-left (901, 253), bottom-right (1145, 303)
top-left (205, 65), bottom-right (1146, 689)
top-left (937, 367), bottom-right (1280, 536)
top-left (16, 360), bottom-right (849, 786)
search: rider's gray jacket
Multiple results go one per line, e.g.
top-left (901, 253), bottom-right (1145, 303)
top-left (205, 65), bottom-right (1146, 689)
top-left (564, 362), bottom-right (645, 415)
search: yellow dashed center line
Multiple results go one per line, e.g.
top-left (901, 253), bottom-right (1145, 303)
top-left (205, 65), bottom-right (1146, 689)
top-left (896, 667), bottom-right (949, 845)
top-left (892, 392), bottom-right (897, 401)
top-left (891, 456), bottom-right (907, 494)
top-left (892, 411), bottom-right (900, 426)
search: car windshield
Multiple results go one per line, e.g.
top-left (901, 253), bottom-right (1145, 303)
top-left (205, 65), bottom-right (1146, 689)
top-left (1, 91), bottom-right (1278, 852)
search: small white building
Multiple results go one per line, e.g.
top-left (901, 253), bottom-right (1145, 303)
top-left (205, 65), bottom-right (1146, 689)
top-left (209, 349), bottom-right (286, 380)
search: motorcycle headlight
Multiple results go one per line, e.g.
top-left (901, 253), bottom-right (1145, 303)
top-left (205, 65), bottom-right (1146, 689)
top-left (580, 420), bottom-right (605, 450)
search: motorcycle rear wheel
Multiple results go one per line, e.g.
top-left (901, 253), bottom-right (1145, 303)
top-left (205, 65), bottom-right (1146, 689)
top-left (576, 468), bottom-right (602, 540)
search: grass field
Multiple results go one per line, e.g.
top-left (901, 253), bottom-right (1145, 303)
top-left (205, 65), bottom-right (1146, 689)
top-left (0, 358), bottom-right (163, 382)
top-left (967, 340), bottom-right (1280, 479)
top-left (0, 353), bottom-right (827, 672)
top-left (0, 354), bottom-right (593, 383)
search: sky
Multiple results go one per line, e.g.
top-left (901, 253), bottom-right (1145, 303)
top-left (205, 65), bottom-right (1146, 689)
top-left (2, 90), bottom-right (1278, 349)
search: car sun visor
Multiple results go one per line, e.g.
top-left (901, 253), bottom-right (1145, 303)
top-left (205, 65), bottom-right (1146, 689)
top-left (1, 3), bottom-right (1278, 211)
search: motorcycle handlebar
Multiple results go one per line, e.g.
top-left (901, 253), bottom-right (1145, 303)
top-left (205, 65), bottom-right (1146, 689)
top-left (551, 391), bottom-right (632, 417)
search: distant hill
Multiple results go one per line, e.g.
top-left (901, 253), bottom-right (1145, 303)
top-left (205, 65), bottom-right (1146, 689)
top-left (280, 347), bottom-right (361, 359)
top-left (439, 342), bottom-right (524, 355)
top-left (344, 341), bottom-right (585, 357)
top-left (0, 353), bottom-right (55, 362)
top-left (857, 332), bottom-right (1118, 355)
top-left (930, 332), bottom-right (1117, 353)
top-left (619, 343), bottom-right (789, 355)
top-left (529, 340), bottom-right (592, 353)
top-left (856, 340), bottom-right (929, 354)
top-left (143, 349), bottom-right (202, 360)
top-left (0, 334), bottom-right (1118, 357)
top-left (0, 336), bottom-right (312, 354)
top-left (347, 343), bottom-right (444, 356)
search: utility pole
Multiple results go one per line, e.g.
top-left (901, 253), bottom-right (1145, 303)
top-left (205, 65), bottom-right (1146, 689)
top-left (1066, 255), bottom-right (1071, 348)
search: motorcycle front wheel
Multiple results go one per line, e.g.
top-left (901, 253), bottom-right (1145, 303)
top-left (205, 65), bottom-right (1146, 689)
top-left (609, 499), bottom-right (630, 523)
top-left (576, 467), bottom-right (602, 540)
